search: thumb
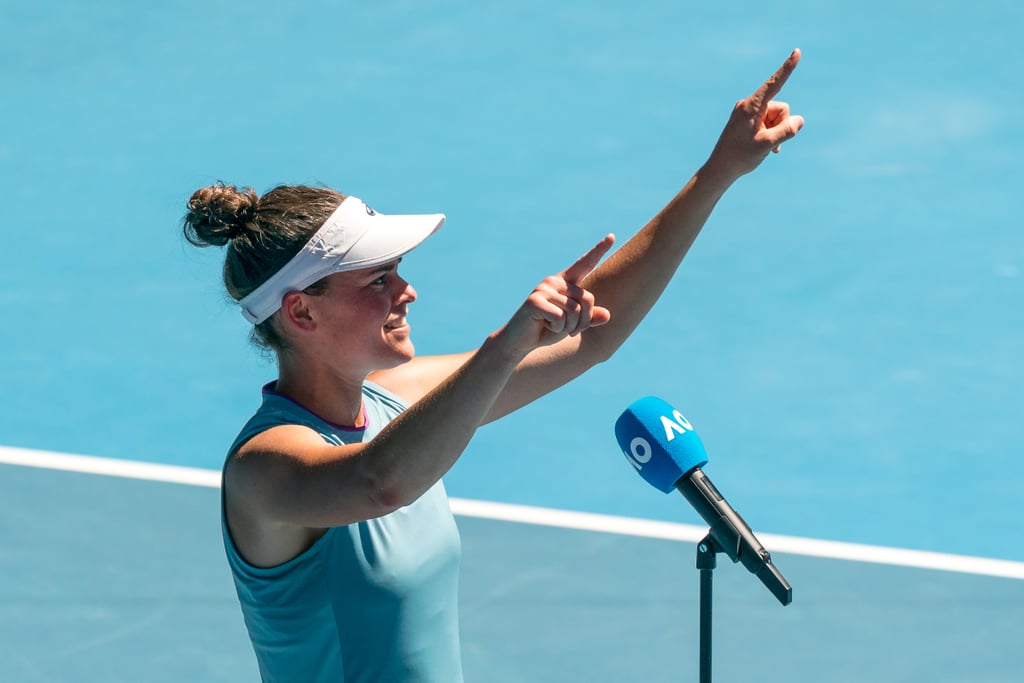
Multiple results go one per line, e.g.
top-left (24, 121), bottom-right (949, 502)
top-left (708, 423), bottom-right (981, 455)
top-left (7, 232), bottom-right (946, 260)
top-left (763, 114), bottom-right (805, 150)
top-left (589, 305), bottom-right (612, 328)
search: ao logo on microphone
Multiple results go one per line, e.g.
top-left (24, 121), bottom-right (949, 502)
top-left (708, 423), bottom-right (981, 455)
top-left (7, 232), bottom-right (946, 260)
top-left (625, 409), bottom-right (694, 471)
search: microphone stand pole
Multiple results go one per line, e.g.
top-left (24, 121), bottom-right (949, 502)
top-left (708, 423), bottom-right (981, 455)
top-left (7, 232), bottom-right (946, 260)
top-left (677, 471), bottom-right (792, 681)
top-left (695, 532), bottom-right (720, 683)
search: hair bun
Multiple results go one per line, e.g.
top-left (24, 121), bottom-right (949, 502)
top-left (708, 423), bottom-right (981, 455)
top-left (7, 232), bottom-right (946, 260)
top-left (183, 182), bottom-right (260, 247)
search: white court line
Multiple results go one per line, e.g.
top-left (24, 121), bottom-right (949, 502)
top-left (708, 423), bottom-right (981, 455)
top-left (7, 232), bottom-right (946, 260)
top-left (3, 444), bottom-right (1023, 581)
top-left (0, 446), bottom-right (223, 488)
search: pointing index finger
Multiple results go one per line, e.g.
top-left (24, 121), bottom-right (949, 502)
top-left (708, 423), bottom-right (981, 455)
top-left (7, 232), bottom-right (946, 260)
top-left (750, 48), bottom-right (801, 113)
top-left (563, 234), bottom-right (615, 284)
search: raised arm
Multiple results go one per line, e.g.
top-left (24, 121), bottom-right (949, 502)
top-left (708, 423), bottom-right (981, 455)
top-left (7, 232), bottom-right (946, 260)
top-left (578, 49), bottom-right (804, 360)
top-left (481, 49), bottom-right (805, 419)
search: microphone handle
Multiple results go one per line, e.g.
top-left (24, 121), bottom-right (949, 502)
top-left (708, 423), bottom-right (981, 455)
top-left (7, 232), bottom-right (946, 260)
top-left (676, 469), bottom-right (792, 605)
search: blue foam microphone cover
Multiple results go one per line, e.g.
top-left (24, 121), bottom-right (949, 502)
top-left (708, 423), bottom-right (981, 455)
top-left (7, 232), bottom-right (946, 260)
top-left (614, 396), bottom-right (709, 492)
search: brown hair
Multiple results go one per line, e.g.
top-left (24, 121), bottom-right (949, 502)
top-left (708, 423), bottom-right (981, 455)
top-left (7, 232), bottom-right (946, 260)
top-left (182, 182), bottom-right (345, 351)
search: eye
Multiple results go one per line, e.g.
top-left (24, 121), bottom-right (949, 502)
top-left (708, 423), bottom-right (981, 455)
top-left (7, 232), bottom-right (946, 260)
top-left (368, 260), bottom-right (401, 287)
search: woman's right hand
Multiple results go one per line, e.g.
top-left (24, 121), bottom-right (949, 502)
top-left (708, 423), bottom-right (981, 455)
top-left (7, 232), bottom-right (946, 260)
top-left (494, 234), bottom-right (616, 359)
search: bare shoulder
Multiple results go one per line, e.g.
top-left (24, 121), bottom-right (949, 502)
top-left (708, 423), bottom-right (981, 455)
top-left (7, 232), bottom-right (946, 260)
top-left (223, 424), bottom-right (336, 567)
top-left (225, 424), bottom-right (354, 511)
top-left (227, 424), bottom-right (329, 485)
top-left (224, 420), bottom-right (395, 543)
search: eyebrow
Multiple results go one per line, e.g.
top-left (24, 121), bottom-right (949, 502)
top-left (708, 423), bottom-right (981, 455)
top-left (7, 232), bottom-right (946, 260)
top-left (370, 258), bottom-right (402, 275)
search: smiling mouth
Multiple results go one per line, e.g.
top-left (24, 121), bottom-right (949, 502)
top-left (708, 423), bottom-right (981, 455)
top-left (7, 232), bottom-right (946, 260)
top-left (384, 319), bottom-right (409, 331)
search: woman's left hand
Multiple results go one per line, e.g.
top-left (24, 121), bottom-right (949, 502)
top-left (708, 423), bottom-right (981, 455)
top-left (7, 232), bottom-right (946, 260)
top-left (706, 48), bottom-right (805, 178)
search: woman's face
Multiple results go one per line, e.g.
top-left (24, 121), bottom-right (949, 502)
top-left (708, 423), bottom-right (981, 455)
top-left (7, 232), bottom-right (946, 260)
top-left (307, 259), bottom-right (419, 374)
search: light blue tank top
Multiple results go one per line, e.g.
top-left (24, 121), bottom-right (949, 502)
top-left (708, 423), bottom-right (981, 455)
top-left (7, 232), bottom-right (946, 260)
top-left (222, 381), bottom-right (463, 683)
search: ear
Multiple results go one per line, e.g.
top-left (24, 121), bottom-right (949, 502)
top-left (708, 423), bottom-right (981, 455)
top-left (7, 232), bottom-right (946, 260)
top-left (280, 291), bottom-right (317, 333)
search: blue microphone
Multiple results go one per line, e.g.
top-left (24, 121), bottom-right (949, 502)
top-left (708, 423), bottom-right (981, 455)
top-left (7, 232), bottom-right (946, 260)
top-left (615, 397), bottom-right (792, 605)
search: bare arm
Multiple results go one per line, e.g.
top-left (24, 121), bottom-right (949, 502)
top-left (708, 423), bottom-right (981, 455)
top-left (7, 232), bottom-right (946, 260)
top-left (482, 49), bottom-right (806, 418)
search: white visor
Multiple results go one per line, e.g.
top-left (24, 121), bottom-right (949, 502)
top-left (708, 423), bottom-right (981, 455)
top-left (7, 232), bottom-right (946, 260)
top-left (239, 196), bottom-right (444, 324)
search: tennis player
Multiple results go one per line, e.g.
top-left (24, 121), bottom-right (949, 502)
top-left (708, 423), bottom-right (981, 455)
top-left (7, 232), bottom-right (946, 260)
top-left (183, 49), bottom-right (804, 683)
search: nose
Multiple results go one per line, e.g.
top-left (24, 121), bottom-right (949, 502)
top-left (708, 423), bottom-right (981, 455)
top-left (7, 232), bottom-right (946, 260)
top-left (394, 274), bottom-right (416, 304)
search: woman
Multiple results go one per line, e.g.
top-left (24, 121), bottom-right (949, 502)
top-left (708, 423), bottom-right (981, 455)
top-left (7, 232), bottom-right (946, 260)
top-left (184, 50), bottom-right (803, 683)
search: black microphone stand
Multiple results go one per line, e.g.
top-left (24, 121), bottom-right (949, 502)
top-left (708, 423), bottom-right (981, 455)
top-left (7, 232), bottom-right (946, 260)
top-left (695, 533), bottom-right (721, 683)
top-left (680, 470), bottom-right (792, 683)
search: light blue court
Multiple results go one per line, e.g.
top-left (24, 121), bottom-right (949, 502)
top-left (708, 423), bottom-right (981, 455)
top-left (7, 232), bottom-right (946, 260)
top-left (1, 1), bottom-right (1022, 681)
top-left (3, 453), bottom-right (1023, 682)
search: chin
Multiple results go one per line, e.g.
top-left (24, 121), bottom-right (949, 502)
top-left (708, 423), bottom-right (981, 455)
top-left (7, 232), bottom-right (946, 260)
top-left (385, 340), bottom-right (416, 366)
